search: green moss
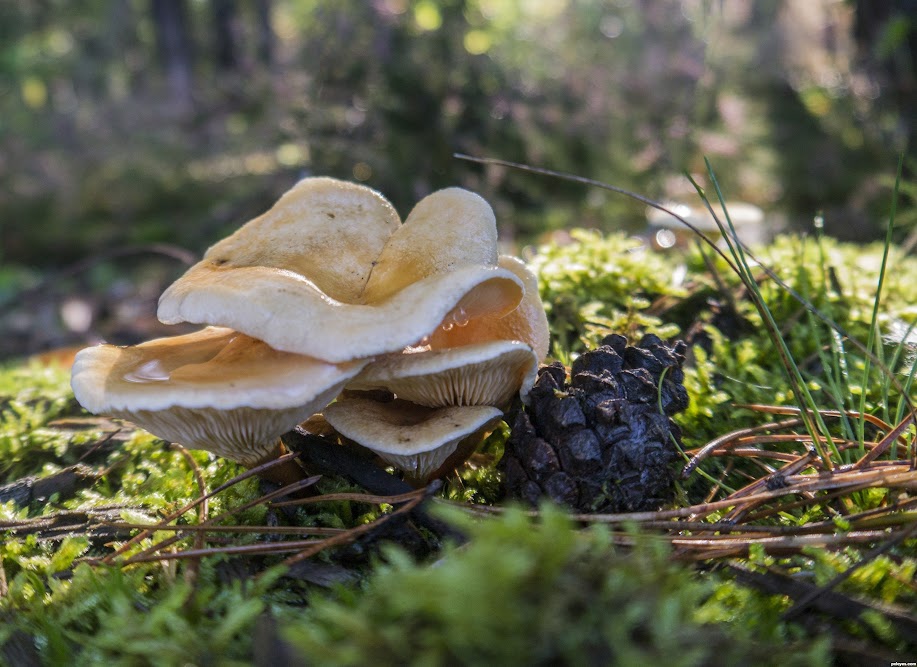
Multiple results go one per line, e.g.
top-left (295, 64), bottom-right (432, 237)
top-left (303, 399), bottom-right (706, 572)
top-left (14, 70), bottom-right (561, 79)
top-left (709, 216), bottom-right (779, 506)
top-left (0, 558), bottom-right (279, 666)
top-left (0, 362), bottom-right (80, 482)
top-left (531, 230), bottom-right (686, 355)
top-left (284, 506), bottom-right (830, 667)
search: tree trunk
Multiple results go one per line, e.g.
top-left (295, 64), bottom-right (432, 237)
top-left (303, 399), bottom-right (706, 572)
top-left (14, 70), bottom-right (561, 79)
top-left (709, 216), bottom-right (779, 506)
top-left (150, 0), bottom-right (194, 111)
top-left (255, 0), bottom-right (274, 67)
top-left (212, 0), bottom-right (238, 71)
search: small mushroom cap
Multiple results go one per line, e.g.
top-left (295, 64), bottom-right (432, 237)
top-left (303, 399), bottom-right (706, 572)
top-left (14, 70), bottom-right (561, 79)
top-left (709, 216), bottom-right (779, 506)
top-left (323, 398), bottom-right (502, 481)
top-left (361, 187), bottom-right (499, 303)
top-left (427, 255), bottom-right (550, 362)
top-left (70, 327), bottom-right (369, 467)
top-left (298, 413), bottom-right (338, 438)
top-left (347, 340), bottom-right (538, 409)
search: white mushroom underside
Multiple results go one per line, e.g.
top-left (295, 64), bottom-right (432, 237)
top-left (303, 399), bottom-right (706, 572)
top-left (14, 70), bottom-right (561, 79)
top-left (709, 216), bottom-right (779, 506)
top-left (69, 327), bottom-right (365, 468)
top-left (115, 404), bottom-right (315, 468)
top-left (323, 399), bottom-right (503, 479)
top-left (348, 341), bottom-right (538, 408)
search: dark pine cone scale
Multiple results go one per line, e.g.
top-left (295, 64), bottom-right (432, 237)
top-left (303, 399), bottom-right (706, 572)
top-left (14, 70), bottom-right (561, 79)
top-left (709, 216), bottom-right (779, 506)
top-left (501, 333), bottom-right (689, 513)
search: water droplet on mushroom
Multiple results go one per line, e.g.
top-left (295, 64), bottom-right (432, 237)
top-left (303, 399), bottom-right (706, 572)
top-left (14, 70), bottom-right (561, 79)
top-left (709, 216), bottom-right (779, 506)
top-left (124, 359), bottom-right (171, 383)
top-left (441, 322), bottom-right (455, 332)
top-left (453, 306), bottom-right (469, 327)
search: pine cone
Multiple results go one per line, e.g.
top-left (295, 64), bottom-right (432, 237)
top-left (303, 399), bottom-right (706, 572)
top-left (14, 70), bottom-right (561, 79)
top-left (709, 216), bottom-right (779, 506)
top-left (501, 334), bottom-right (688, 513)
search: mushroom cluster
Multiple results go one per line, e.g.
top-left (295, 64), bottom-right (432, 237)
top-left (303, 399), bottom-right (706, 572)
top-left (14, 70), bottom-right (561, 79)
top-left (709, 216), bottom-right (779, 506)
top-left (71, 177), bottom-right (549, 484)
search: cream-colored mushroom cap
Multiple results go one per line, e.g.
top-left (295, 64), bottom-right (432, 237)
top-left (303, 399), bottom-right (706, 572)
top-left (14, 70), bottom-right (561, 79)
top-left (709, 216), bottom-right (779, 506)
top-left (360, 187), bottom-right (499, 302)
top-left (347, 340), bottom-right (538, 409)
top-left (184, 177), bottom-right (401, 304)
top-left (158, 180), bottom-right (524, 362)
top-left (323, 398), bottom-right (502, 482)
top-left (70, 327), bottom-right (370, 467)
top-left (426, 255), bottom-right (550, 362)
top-left (159, 264), bottom-right (523, 363)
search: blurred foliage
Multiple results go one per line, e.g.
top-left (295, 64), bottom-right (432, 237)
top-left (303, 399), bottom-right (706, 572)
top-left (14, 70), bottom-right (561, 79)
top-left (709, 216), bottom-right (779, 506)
top-left (0, 0), bottom-right (915, 273)
top-left (283, 506), bottom-right (829, 667)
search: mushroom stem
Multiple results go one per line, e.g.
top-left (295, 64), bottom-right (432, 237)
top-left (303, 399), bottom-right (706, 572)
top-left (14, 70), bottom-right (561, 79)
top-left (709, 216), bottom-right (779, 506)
top-left (416, 424), bottom-right (495, 486)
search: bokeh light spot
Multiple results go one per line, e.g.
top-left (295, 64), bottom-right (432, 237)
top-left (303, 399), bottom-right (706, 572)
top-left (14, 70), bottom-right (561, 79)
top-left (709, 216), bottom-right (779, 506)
top-left (353, 162), bottom-right (372, 181)
top-left (414, 2), bottom-right (442, 31)
top-left (464, 30), bottom-right (492, 55)
top-left (21, 77), bottom-right (47, 109)
top-left (655, 229), bottom-right (677, 249)
top-left (276, 143), bottom-right (309, 167)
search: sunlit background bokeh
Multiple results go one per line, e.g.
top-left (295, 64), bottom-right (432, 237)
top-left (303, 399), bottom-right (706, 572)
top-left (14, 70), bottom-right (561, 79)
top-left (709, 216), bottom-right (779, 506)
top-left (1, 0), bottom-right (914, 358)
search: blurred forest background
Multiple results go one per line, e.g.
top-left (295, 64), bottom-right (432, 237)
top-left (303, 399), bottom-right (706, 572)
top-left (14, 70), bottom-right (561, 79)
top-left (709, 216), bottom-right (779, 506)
top-left (1, 0), bottom-right (915, 359)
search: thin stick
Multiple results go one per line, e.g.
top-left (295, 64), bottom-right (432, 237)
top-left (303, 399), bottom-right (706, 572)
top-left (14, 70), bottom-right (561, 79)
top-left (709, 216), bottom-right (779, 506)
top-left (99, 523), bottom-right (345, 536)
top-left (173, 444), bottom-right (208, 586)
top-left (739, 404), bottom-right (905, 445)
top-left (453, 153), bottom-right (739, 272)
top-left (0, 243), bottom-right (197, 310)
top-left (271, 488), bottom-right (426, 507)
top-left (436, 465), bottom-right (917, 523)
top-left (273, 488), bottom-right (428, 571)
top-left (852, 411), bottom-right (916, 468)
top-left (782, 520), bottom-right (917, 621)
top-left (124, 539), bottom-right (327, 564)
top-left (117, 474), bottom-right (321, 567)
top-left (683, 419), bottom-right (804, 478)
top-left (100, 452), bottom-right (305, 565)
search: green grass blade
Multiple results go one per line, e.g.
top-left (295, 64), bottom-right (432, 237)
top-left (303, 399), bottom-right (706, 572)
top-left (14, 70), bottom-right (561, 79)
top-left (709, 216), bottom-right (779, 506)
top-left (859, 153), bottom-right (905, 442)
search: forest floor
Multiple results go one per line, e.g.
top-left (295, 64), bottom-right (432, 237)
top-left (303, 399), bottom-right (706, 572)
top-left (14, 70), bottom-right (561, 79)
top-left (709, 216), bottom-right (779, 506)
top-left (1, 223), bottom-right (916, 665)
